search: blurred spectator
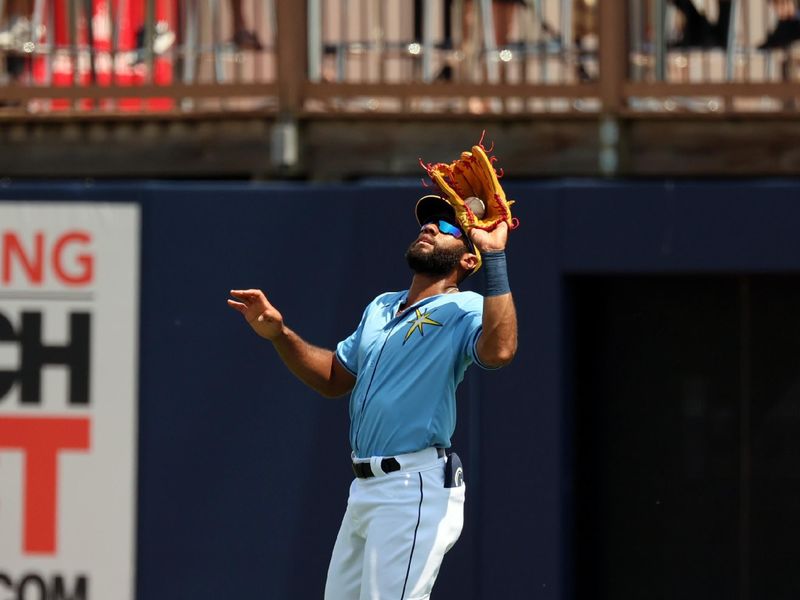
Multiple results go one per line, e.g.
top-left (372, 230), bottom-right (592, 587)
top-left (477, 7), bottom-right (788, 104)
top-left (574, 0), bottom-right (597, 81)
top-left (418, 0), bottom-right (596, 84)
top-left (133, 0), bottom-right (262, 66)
top-left (0, 0), bottom-right (32, 83)
top-left (758, 0), bottom-right (800, 48)
top-left (230, 0), bottom-right (263, 50)
top-left (574, 0), bottom-right (597, 43)
top-left (413, 0), bottom-right (521, 82)
top-left (133, 20), bottom-right (176, 66)
top-left (414, 0), bottom-right (522, 82)
top-left (669, 0), bottom-right (731, 48)
top-left (455, 0), bottom-right (525, 111)
top-left (462, 0), bottom-right (524, 50)
top-left (668, 0), bottom-right (800, 50)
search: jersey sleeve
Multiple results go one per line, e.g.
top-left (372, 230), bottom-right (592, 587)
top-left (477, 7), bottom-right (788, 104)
top-left (335, 303), bottom-right (370, 376)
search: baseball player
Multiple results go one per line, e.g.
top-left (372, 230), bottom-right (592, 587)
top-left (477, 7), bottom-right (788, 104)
top-left (228, 193), bottom-right (517, 600)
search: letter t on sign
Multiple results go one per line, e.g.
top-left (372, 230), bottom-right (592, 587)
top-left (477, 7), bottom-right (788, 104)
top-left (0, 417), bottom-right (91, 553)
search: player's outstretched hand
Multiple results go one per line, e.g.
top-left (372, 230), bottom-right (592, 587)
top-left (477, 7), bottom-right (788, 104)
top-left (228, 289), bottom-right (285, 341)
top-left (469, 221), bottom-right (508, 253)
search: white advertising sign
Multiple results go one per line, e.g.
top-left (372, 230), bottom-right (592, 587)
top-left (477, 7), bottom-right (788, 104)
top-left (0, 203), bottom-right (139, 600)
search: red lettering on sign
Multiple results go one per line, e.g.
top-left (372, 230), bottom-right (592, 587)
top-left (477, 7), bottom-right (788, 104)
top-left (2, 232), bottom-right (44, 285)
top-left (0, 231), bottom-right (94, 287)
top-left (0, 416), bottom-right (91, 554)
top-left (53, 232), bottom-right (93, 285)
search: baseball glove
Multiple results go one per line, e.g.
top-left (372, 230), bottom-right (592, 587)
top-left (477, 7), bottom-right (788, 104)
top-left (420, 132), bottom-right (519, 234)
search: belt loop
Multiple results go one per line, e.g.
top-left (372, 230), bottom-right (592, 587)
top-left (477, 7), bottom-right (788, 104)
top-left (370, 456), bottom-right (386, 477)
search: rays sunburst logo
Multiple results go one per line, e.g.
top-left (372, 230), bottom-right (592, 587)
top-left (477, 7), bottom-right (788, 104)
top-left (403, 308), bottom-right (443, 344)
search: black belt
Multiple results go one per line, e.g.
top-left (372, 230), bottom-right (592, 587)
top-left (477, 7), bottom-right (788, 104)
top-left (351, 448), bottom-right (446, 479)
top-left (352, 457), bottom-right (400, 478)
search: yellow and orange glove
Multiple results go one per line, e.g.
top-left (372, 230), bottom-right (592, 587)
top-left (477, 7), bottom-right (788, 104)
top-left (420, 132), bottom-right (519, 235)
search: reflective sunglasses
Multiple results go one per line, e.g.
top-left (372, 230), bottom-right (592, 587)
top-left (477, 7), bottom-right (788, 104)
top-left (424, 219), bottom-right (463, 239)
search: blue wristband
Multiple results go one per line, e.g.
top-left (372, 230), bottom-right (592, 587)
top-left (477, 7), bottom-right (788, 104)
top-left (483, 250), bottom-right (511, 297)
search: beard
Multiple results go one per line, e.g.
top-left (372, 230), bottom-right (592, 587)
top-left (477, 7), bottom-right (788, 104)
top-left (405, 240), bottom-right (466, 276)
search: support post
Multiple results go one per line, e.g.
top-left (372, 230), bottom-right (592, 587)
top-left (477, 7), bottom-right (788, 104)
top-left (598, 0), bottom-right (627, 114)
top-left (276, 0), bottom-right (307, 115)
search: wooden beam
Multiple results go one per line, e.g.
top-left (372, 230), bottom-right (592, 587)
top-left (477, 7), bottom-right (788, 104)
top-left (0, 83), bottom-right (279, 101)
top-left (598, 0), bottom-right (627, 113)
top-left (624, 81), bottom-right (800, 99)
top-left (275, 0), bottom-right (307, 115)
top-left (303, 82), bottom-right (601, 100)
top-left (0, 109), bottom-right (278, 124)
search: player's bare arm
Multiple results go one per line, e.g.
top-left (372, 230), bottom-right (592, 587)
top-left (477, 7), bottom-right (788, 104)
top-left (228, 289), bottom-right (355, 398)
top-left (470, 222), bottom-right (518, 368)
top-left (478, 294), bottom-right (517, 367)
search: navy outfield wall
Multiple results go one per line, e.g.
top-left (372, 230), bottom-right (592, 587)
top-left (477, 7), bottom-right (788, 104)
top-left (3, 180), bottom-right (800, 600)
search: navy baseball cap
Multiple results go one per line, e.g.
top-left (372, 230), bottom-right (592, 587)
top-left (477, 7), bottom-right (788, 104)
top-left (414, 194), bottom-right (476, 256)
top-left (415, 194), bottom-right (457, 227)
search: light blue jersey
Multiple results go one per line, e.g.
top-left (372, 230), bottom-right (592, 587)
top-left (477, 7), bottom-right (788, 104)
top-left (336, 290), bottom-right (494, 457)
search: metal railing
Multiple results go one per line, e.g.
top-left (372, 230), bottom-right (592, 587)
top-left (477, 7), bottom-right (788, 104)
top-left (302, 0), bottom-right (600, 113)
top-left (0, 0), bottom-right (799, 117)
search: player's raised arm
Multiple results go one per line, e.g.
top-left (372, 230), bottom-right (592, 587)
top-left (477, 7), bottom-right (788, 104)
top-left (470, 223), bottom-right (518, 368)
top-left (228, 289), bottom-right (355, 398)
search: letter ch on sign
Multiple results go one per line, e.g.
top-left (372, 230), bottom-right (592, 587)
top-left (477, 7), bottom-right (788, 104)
top-left (0, 312), bottom-right (91, 406)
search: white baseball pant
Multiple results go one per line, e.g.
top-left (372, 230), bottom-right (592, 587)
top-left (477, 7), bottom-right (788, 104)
top-left (324, 447), bottom-right (465, 600)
